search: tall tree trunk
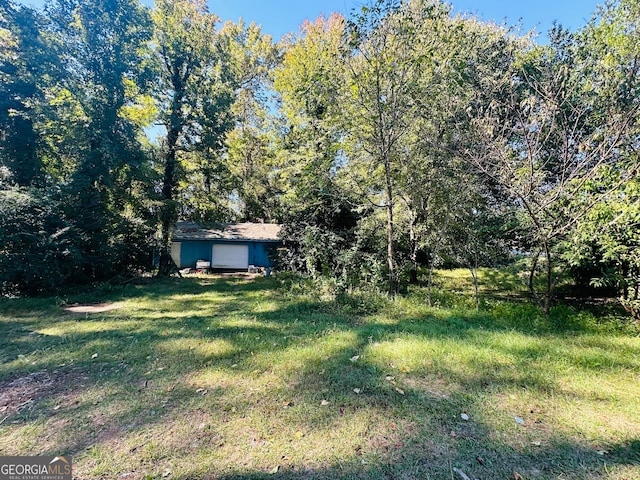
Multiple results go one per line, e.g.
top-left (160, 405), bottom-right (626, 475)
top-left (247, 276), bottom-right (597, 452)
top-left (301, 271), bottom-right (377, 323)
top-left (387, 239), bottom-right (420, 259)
top-left (72, 129), bottom-right (111, 280)
top-left (408, 210), bottom-right (419, 284)
top-left (542, 241), bottom-right (552, 315)
top-left (384, 155), bottom-right (397, 294)
top-left (470, 255), bottom-right (480, 311)
top-left (473, 270), bottom-right (480, 311)
top-left (157, 100), bottom-right (183, 277)
top-left (427, 257), bottom-right (436, 307)
top-left (528, 249), bottom-right (541, 298)
top-left (621, 265), bottom-right (630, 300)
top-left (157, 152), bottom-right (179, 276)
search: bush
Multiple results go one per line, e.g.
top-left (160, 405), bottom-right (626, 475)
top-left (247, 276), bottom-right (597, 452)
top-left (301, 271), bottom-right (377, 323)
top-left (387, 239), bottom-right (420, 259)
top-left (335, 289), bottom-right (390, 315)
top-left (0, 188), bottom-right (81, 295)
top-left (0, 188), bottom-right (155, 296)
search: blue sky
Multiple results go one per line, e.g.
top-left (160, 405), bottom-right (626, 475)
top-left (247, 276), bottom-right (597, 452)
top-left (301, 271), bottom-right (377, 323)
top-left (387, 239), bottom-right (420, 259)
top-left (209, 0), bottom-right (603, 41)
top-left (20, 0), bottom-right (603, 42)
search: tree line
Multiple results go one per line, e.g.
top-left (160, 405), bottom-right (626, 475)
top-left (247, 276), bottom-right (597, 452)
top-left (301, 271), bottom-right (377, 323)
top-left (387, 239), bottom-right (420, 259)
top-left (1, 0), bottom-right (638, 314)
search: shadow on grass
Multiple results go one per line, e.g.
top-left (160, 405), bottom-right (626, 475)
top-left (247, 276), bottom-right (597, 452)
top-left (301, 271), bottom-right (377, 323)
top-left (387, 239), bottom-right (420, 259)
top-left (0, 276), bottom-right (639, 479)
top-left (201, 437), bottom-right (640, 480)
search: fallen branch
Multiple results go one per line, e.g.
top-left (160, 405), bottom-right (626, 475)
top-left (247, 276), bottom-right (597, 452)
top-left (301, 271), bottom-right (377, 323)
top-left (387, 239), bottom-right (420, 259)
top-left (453, 468), bottom-right (472, 480)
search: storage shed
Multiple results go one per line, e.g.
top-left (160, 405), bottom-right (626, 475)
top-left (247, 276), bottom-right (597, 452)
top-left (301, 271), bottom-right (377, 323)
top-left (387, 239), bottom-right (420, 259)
top-left (171, 222), bottom-right (282, 270)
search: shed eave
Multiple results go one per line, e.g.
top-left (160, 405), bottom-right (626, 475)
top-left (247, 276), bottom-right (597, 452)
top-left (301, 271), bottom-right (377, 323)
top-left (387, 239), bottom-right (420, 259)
top-left (173, 237), bottom-right (281, 243)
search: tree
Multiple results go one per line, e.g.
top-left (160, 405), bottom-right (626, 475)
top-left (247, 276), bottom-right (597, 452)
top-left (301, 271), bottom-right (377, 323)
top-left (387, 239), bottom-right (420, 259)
top-left (0, 1), bottom-right (53, 187)
top-left (342, 0), bottom-right (429, 293)
top-left (566, 169), bottom-right (640, 302)
top-left (390, 7), bottom-right (483, 288)
top-left (152, 0), bottom-right (234, 275)
top-left (221, 19), bottom-right (279, 222)
top-left (466, 12), bottom-right (638, 313)
top-left (273, 13), bottom-right (361, 277)
top-left (562, 0), bottom-right (640, 312)
top-left (0, 0), bottom-right (156, 293)
top-left (0, 188), bottom-right (79, 295)
top-left (224, 88), bottom-right (278, 221)
top-left (23, 0), bottom-right (156, 282)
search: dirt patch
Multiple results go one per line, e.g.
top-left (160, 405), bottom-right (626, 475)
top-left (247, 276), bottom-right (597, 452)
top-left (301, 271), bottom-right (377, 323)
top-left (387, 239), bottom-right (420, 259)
top-left (0, 369), bottom-right (88, 420)
top-left (63, 303), bottom-right (121, 314)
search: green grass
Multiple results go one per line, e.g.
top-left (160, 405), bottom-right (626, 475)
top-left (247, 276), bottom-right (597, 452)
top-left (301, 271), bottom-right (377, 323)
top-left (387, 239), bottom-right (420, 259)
top-left (0, 271), bottom-right (639, 479)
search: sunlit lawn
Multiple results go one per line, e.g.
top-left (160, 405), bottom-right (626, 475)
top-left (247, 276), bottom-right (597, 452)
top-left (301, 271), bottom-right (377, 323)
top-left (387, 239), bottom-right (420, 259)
top-left (0, 271), bottom-right (639, 479)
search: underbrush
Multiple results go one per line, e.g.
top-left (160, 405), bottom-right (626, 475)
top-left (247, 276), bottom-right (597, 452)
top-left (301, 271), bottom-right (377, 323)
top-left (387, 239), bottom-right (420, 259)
top-left (276, 269), bottom-right (638, 335)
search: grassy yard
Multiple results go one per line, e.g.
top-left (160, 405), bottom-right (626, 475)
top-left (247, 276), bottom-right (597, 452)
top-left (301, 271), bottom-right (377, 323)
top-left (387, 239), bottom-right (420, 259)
top-left (0, 270), bottom-right (639, 479)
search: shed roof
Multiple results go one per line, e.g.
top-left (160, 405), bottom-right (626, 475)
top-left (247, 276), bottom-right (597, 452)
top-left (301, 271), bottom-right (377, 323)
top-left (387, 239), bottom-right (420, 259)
top-left (174, 221), bottom-right (282, 242)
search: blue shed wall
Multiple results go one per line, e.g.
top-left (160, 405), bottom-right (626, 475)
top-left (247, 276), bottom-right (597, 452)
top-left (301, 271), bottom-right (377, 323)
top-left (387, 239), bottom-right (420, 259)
top-left (178, 240), bottom-right (279, 269)
top-left (179, 241), bottom-right (212, 268)
top-left (249, 242), bottom-right (277, 267)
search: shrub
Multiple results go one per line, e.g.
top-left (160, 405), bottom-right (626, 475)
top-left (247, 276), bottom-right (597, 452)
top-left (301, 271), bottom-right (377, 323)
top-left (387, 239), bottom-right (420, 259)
top-left (0, 188), bottom-right (81, 295)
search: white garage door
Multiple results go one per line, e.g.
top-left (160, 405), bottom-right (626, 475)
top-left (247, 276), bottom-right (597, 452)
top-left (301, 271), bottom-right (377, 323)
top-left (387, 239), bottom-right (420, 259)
top-left (212, 244), bottom-right (249, 269)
